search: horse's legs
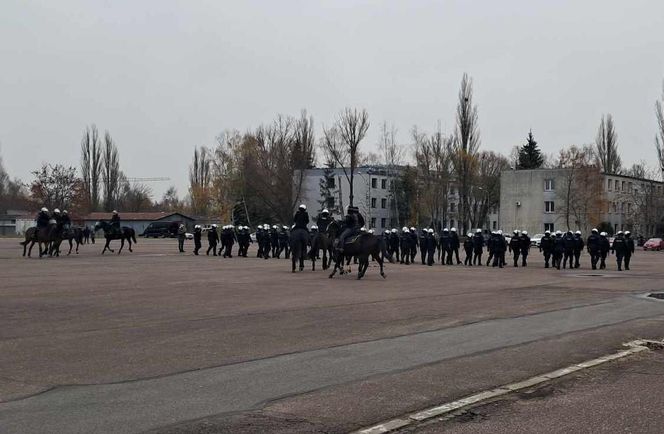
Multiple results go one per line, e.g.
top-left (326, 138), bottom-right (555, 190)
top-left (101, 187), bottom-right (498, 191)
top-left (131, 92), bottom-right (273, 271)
top-left (127, 238), bottom-right (133, 252)
top-left (291, 249), bottom-right (297, 272)
top-left (68, 239), bottom-right (73, 255)
top-left (102, 239), bottom-right (110, 254)
top-left (118, 238), bottom-right (124, 254)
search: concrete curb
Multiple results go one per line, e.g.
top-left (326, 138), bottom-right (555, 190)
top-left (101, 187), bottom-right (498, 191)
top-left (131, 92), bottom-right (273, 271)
top-left (351, 339), bottom-right (662, 434)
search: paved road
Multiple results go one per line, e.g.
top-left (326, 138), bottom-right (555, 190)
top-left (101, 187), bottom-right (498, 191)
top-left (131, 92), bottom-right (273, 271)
top-left (410, 350), bottom-right (664, 434)
top-left (1, 238), bottom-right (663, 432)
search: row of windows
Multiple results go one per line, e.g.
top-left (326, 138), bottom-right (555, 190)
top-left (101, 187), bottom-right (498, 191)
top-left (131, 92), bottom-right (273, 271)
top-left (370, 178), bottom-right (389, 189)
top-left (370, 198), bottom-right (389, 209)
top-left (607, 178), bottom-right (664, 195)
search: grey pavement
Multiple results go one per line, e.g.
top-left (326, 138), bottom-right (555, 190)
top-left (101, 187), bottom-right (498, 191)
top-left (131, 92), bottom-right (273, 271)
top-left (1, 295), bottom-right (664, 433)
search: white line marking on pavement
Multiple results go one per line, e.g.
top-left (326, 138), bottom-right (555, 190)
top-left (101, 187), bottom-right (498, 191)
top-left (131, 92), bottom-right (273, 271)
top-left (351, 339), bottom-right (662, 434)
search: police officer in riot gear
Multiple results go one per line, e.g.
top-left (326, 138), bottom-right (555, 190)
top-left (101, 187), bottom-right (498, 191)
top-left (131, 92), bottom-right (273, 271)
top-left (586, 229), bottom-right (601, 270)
top-left (539, 230), bottom-right (553, 268)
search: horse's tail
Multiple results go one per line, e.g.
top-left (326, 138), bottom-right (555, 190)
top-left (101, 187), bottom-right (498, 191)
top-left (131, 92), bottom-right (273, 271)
top-left (131, 230), bottom-right (137, 244)
top-left (380, 237), bottom-right (394, 263)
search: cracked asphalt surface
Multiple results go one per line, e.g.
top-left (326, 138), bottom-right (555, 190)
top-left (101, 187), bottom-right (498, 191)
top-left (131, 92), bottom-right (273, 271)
top-left (1, 237), bottom-right (663, 433)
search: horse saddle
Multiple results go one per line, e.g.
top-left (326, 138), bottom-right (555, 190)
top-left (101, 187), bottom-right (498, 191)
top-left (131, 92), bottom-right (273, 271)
top-left (345, 233), bottom-right (367, 245)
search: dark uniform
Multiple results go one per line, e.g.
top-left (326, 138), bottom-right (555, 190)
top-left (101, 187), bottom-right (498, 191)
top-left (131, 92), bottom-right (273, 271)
top-left (573, 232), bottom-right (584, 268)
top-left (293, 209), bottom-right (310, 230)
top-left (611, 233), bottom-right (627, 271)
top-left (599, 233), bottom-right (611, 269)
top-left (338, 208), bottom-right (360, 252)
top-left (440, 230), bottom-right (453, 265)
top-left (586, 231), bottom-right (600, 270)
top-left (472, 231), bottom-right (484, 266)
top-left (193, 226), bottom-right (202, 255)
top-left (463, 235), bottom-right (473, 266)
top-left (278, 227), bottom-right (290, 259)
top-left (553, 232), bottom-right (565, 269)
top-left (389, 231), bottom-right (400, 262)
top-left (400, 230), bottom-right (412, 264)
top-left (624, 233), bottom-right (635, 270)
top-left (491, 232), bottom-right (506, 268)
top-left (110, 213), bottom-right (121, 234)
top-left (36, 210), bottom-right (50, 229)
top-left (539, 232), bottom-right (554, 268)
top-left (409, 229), bottom-right (419, 263)
top-left (206, 226), bottom-right (219, 256)
top-left (509, 232), bottom-right (521, 267)
top-left (562, 231), bottom-right (575, 269)
top-left (450, 230), bottom-right (461, 264)
top-left (520, 233), bottom-right (531, 266)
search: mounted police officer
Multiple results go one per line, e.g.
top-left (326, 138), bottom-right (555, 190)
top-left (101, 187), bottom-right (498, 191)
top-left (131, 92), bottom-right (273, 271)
top-left (586, 229), bottom-right (600, 270)
top-left (110, 210), bottom-right (121, 235)
top-left (338, 205), bottom-right (362, 254)
top-left (316, 209), bottom-right (332, 233)
top-left (36, 207), bottom-right (50, 229)
top-left (293, 204), bottom-right (310, 230)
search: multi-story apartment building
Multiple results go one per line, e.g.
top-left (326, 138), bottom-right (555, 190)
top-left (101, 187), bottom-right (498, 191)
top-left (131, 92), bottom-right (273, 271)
top-left (295, 165), bottom-right (499, 232)
top-left (500, 168), bottom-right (664, 236)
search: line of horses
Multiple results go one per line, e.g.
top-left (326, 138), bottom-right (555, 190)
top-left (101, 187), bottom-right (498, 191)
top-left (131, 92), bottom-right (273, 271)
top-left (290, 220), bottom-right (393, 279)
top-left (21, 220), bottom-right (137, 257)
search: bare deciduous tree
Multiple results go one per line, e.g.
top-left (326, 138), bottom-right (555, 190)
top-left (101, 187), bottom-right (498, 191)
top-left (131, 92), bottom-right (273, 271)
top-left (452, 73), bottom-right (481, 232)
top-left (29, 164), bottom-right (85, 212)
top-left (595, 114), bottom-right (622, 174)
top-left (321, 108), bottom-right (369, 208)
top-left (379, 121), bottom-right (404, 227)
top-left (471, 151), bottom-right (510, 229)
top-left (80, 124), bottom-right (102, 211)
top-left (102, 131), bottom-right (122, 211)
top-left (189, 146), bottom-right (212, 216)
top-left (656, 80), bottom-right (664, 177)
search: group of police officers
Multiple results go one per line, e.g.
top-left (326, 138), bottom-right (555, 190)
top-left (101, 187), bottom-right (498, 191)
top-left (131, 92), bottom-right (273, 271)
top-left (34, 205), bottom-right (636, 271)
top-left (183, 204), bottom-right (638, 272)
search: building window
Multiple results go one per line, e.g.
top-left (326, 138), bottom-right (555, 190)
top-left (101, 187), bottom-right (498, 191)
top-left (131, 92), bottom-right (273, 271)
top-left (380, 218), bottom-right (386, 228)
top-left (381, 198), bottom-right (387, 209)
top-left (544, 179), bottom-right (555, 191)
top-left (545, 201), bottom-right (555, 213)
top-left (621, 181), bottom-right (625, 191)
top-left (544, 223), bottom-right (554, 232)
top-left (449, 186), bottom-right (456, 195)
top-left (371, 178), bottom-right (377, 188)
top-left (381, 179), bottom-right (387, 189)
top-left (628, 182), bottom-right (633, 193)
top-left (614, 223), bottom-right (618, 233)
top-left (371, 198), bottom-right (377, 208)
top-left (326, 177), bottom-right (335, 188)
top-left (326, 197), bottom-right (335, 208)
top-left (607, 179), bottom-right (612, 191)
top-left (450, 219), bottom-right (455, 228)
top-left (450, 202), bottom-right (456, 212)
top-left (370, 217), bottom-right (376, 228)
top-left (615, 180), bottom-right (619, 191)
top-left (492, 221), bottom-right (497, 230)
top-left (627, 203), bottom-right (632, 213)
top-left (612, 202), bottom-right (617, 213)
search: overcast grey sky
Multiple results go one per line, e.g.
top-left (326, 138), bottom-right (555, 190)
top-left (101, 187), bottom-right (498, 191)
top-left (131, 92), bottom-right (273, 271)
top-left (1, 0), bottom-right (663, 198)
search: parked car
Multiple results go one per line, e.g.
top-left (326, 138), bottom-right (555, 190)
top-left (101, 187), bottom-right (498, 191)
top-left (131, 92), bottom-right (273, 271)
top-left (141, 221), bottom-right (180, 238)
top-left (643, 238), bottom-right (664, 251)
top-left (530, 233), bottom-right (545, 247)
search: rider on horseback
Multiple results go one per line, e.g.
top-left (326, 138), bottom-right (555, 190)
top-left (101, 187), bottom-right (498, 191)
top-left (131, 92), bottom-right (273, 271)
top-left (293, 204), bottom-right (309, 230)
top-left (316, 209), bottom-right (332, 233)
top-left (110, 210), bottom-right (121, 235)
top-left (36, 207), bottom-right (50, 229)
top-left (338, 205), bottom-right (365, 254)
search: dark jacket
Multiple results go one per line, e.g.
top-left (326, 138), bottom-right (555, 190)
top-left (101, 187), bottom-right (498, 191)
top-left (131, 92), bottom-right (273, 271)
top-left (293, 210), bottom-right (310, 230)
top-left (540, 234), bottom-right (553, 253)
top-left (573, 235), bottom-right (585, 252)
top-left (563, 233), bottom-right (576, 252)
top-left (611, 235), bottom-right (627, 254)
top-left (520, 235), bottom-right (531, 252)
top-left (587, 234), bottom-right (600, 252)
top-left (317, 215), bottom-right (332, 233)
top-left (36, 211), bottom-right (50, 228)
top-left (207, 228), bottom-right (219, 243)
top-left (599, 236), bottom-right (611, 253)
top-left (472, 233), bottom-right (484, 251)
top-left (554, 235), bottom-right (565, 253)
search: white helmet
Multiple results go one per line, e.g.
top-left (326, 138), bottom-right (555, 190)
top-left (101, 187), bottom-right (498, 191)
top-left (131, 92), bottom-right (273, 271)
top-left (428, 228), bottom-right (434, 233)
top-left (299, 204), bottom-right (306, 210)
top-left (322, 208), bottom-right (329, 214)
top-left (54, 208), bottom-right (60, 214)
top-left (451, 227), bottom-right (457, 232)
top-left (311, 225), bottom-right (318, 230)
top-left (402, 226), bottom-right (408, 231)
top-left (467, 232), bottom-right (473, 237)
top-left (403, 227), bottom-right (409, 233)
top-left (272, 225), bottom-right (278, 229)
top-left (625, 231), bottom-right (631, 235)
top-left (384, 229), bottom-right (390, 234)
top-left (476, 229), bottom-right (482, 233)
top-left (410, 226), bottom-right (415, 231)
top-left (360, 226), bottom-right (367, 232)
top-left (592, 228), bottom-right (598, 233)
top-left (391, 228), bottom-right (398, 233)
top-left (522, 231), bottom-right (528, 235)
top-left (368, 229), bottom-right (374, 234)
top-left (443, 227), bottom-right (449, 232)
top-left (555, 230), bottom-right (562, 235)
top-left (112, 210), bottom-right (118, 214)
top-left (263, 224), bottom-right (270, 229)
top-left (41, 207), bottom-right (48, 212)
top-left (283, 225), bottom-right (288, 230)
top-left (600, 231), bottom-right (607, 236)
top-left (513, 230), bottom-right (519, 234)
top-left (211, 224), bottom-right (217, 228)
top-left (575, 230), bottom-right (581, 235)
top-left (545, 230), bottom-right (551, 235)
top-left (498, 230), bottom-right (503, 235)
top-left (63, 210), bottom-right (68, 215)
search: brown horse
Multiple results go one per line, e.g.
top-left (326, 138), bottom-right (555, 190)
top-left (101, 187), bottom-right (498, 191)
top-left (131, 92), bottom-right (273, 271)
top-left (20, 222), bottom-right (59, 257)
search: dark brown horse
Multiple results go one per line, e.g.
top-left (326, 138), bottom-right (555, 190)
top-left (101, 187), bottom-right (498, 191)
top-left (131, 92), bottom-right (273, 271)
top-left (329, 233), bottom-right (392, 280)
top-left (95, 221), bottom-right (137, 254)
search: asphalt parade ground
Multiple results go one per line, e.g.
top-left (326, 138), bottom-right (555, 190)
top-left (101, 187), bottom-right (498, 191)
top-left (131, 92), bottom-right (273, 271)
top-left (1, 237), bottom-right (664, 433)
